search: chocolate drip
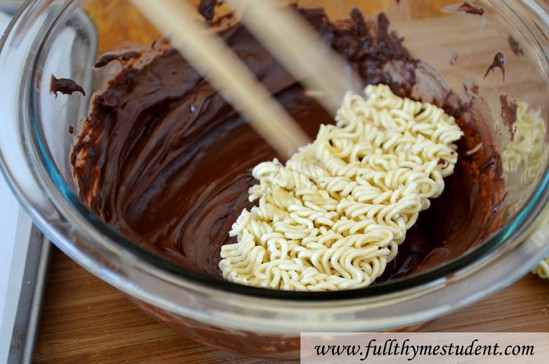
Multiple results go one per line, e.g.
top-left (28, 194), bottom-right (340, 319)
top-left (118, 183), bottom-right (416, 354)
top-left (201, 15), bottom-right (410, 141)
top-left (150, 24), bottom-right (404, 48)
top-left (50, 75), bottom-right (85, 97)
top-left (484, 52), bottom-right (506, 82)
top-left (459, 2), bottom-right (485, 16)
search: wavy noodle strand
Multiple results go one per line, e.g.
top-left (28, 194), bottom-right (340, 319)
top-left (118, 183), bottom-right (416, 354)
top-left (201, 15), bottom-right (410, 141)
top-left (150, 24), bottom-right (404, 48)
top-left (220, 84), bottom-right (462, 291)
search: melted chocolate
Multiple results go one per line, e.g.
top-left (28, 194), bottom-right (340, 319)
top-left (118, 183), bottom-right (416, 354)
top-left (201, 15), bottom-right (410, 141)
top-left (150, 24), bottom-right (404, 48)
top-left (459, 2), bottom-right (485, 16)
top-left (198, 0), bottom-right (218, 22)
top-left (94, 50), bottom-right (141, 68)
top-left (50, 75), bottom-right (85, 97)
top-left (484, 52), bottom-right (506, 82)
top-left (71, 7), bottom-right (503, 285)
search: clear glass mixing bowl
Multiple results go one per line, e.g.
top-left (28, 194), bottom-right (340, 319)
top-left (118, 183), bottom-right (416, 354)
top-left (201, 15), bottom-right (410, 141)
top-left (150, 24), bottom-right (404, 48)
top-left (1, 0), bottom-right (549, 360)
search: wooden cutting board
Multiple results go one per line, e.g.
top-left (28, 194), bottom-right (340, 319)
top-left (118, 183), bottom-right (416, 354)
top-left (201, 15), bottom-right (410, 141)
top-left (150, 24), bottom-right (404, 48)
top-left (33, 247), bottom-right (549, 363)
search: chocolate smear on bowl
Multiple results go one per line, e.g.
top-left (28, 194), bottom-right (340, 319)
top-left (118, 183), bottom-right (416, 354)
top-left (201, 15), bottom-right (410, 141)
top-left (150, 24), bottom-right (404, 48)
top-left (484, 52), bottom-right (506, 82)
top-left (500, 94), bottom-right (518, 141)
top-left (508, 35), bottom-right (524, 56)
top-left (50, 75), bottom-right (85, 97)
top-left (458, 2), bottom-right (485, 16)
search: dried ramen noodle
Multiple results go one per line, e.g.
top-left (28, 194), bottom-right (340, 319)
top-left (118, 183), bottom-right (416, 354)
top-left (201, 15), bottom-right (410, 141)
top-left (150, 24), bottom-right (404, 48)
top-left (503, 102), bottom-right (548, 193)
top-left (533, 258), bottom-right (549, 280)
top-left (219, 84), bottom-right (462, 291)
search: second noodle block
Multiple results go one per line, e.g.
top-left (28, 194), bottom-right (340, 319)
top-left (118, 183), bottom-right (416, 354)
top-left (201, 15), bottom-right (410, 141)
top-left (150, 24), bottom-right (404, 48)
top-left (220, 84), bottom-right (463, 291)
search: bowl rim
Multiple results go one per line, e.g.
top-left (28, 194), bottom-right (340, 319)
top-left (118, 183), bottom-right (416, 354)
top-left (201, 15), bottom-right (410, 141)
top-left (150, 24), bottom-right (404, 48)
top-left (1, 0), bottom-right (549, 323)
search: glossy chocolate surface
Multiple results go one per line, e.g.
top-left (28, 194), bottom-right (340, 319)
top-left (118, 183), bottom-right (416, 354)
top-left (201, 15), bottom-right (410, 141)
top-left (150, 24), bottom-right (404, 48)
top-left (71, 6), bottom-right (504, 284)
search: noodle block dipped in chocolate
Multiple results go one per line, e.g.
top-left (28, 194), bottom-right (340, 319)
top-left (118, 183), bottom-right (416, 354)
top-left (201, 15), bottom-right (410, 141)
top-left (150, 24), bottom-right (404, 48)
top-left (71, 5), bottom-right (504, 289)
top-left (221, 85), bottom-right (462, 291)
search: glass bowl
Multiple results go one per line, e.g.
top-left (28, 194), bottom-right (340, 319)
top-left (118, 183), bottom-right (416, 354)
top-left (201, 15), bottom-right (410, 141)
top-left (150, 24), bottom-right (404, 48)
top-left (1, 0), bottom-right (549, 360)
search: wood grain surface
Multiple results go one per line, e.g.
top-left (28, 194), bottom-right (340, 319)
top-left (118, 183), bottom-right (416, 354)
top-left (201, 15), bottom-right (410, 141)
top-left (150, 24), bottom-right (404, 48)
top-left (34, 247), bottom-right (549, 363)
top-left (34, 0), bottom-right (549, 363)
